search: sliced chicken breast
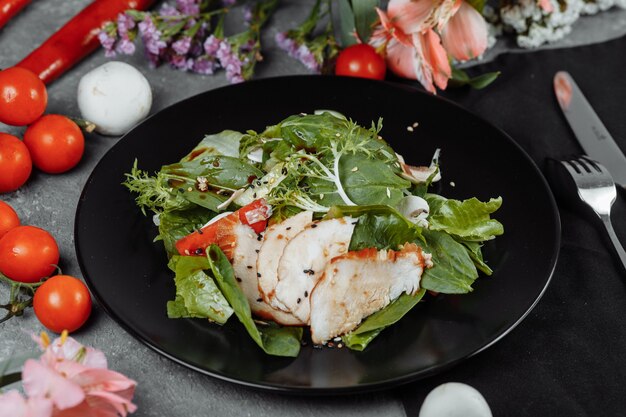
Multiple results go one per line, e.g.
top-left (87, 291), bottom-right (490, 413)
top-left (274, 216), bottom-right (356, 324)
top-left (257, 211), bottom-right (313, 309)
top-left (230, 223), bottom-right (303, 326)
top-left (309, 243), bottom-right (432, 344)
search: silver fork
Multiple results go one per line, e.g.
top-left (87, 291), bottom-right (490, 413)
top-left (561, 156), bottom-right (626, 271)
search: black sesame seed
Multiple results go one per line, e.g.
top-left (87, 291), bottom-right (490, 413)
top-left (297, 298), bottom-right (301, 304)
top-left (286, 227), bottom-right (291, 230)
top-left (257, 272), bottom-right (261, 277)
top-left (197, 229), bottom-right (204, 235)
top-left (256, 298), bottom-right (262, 302)
top-left (255, 249), bottom-right (260, 253)
top-left (304, 291), bottom-right (308, 298)
top-left (257, 234), bottom-right (262, 241)
top-left (236, 277), bottom-right (242, 282)
top-left (253, 192), bottom-right (257, 198)
top-left (311, 224), bottom-right (318, 228)
top-left (247, 265), bottom-right (253, 269)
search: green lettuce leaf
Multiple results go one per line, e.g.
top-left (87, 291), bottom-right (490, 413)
top-left (180, 130), bottom-right (243, 162)
top-left (426, 194), bottom-right (504, 241)
top-left (461, 240), bottom-right (493, 275)
top-left (167, 255), bottom-right (233, 324)
top-left (206, 245), bottom-right (302, 357)
top-left (419, 229), bottom-right (478, 293)
top-left (342, 289), bottom-right (426, 351)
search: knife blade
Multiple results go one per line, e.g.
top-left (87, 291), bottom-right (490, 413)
top-left (554, 71), bottom-right (626, 188)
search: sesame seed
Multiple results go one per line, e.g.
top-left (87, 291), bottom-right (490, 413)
top-left (257, 272), bottom-right (261, 277)
top-left (256, 298), bottom-right (262, 302)
top-left (255, 249), bottom-right (260, 253)
top-left (297, 298), bottom-right (301, 304)
top-left (286, 226), bottom-right (292, 230)
top-left (304, 291), bottom-right (308, 297)
top-left (236, 277), bottom-right (242, 282)
top-left (184, 250), bottom-right (190, 255)
top-left (337, 343), bottom-right (344, 348)
top-left (450, 181), bottom-right (456, 187)
top-left (386, 187), bottom-right (391, 198)
top-left (320, 194), bottom-right (324, 200)
top-left (187, 187), bottom-right (193, 192)
top-left (407, 126), bottom-right (414, 132)
top-left (247, 265), bottom-right (253, 269)
top-left (327, 342), bottom-right (335, 348)
top-left (333, 337), bottom-right (341, 342)
top-left (351, 167), bottom-right (358, 172)
top-left (412, 122), bottom-right (419, 128)
top-left (311, 224), bottom-right (317, 228)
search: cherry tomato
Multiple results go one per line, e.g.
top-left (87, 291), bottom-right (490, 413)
top-left (23, 115), bottom-right (85, 174)
top-left (335, 43), bottom-right (387, 80)
top-left (0, 201), bottom-right (20, 238)
top-left (34, 275), bottom-right (92, 333)
top-left (0, 133), bottom-right (32, 193)
top-left (335, 44), bottom-right (386, 80)
top-left (0, 225), bottom-right (59, 283)
top-left (0, 67), bottom-right (48, 126)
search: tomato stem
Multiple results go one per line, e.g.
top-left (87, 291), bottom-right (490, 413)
top-left (0, 271), bottom-right (45, 324)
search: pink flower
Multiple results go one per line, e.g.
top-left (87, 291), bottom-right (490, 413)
top-left (371, 0), bottom-right (488, 93)
top-left (20, 334), bottom-right (137, 417)
top-left (0, 390), bottom-right (53, 417)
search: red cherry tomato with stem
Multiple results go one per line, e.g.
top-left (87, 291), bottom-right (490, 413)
top-left (335, 44), bottom-right (386, 80)
top-left (24, 115), bottom-right (85, 174)
top-left (0, 201), bottom-right (20, 238)
top-left (0, 225), bottom-right (59, 283)
top-left (0, 67), bottom-right (48, 126)
top-left (34, 275), bottom-right (92, 333)
top-left (0, 133), bottom-right (32, 193)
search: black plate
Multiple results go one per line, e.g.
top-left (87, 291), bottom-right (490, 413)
top-left (75, 76), bottom-right (560, 394)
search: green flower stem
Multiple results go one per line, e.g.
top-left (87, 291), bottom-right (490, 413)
top-left (0, 272), bottom-right (46, 324)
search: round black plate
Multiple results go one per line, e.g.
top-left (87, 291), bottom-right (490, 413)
top-left (75, 76), bottom-right (560, 394)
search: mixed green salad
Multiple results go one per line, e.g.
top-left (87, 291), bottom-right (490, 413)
top-left (124, 111), bottom-right (503, 357)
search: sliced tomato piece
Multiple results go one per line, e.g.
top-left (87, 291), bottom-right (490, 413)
top-left (175, 199), bottom-right (271, 257)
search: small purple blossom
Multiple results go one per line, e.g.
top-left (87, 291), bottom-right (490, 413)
top-left (203, 35), bottom-right (221, 56)
top-left (275, 32), bottom-right (298, 56)
top-left (115, 38), bottom-right (136, 55)
top-left (98, 31), bottom-right (117, 57)
top-left (176, 0), bottom-right (200, 15)
top-left (192, 57), bottom-right (217, 75)
top-left (117, 12), bottom-right (136, 37)
top-left (172, 36), bottom-right (192, 55)
top-left (159, 3), bottom-right (178, 17)
top-left (296, 44), bottom-right (319, 72)
top-left (169, 54), bottom-right (194, 70)
top-left (243, 5), bottom-right (253, 24)
top-left (138, 16), bottom-right (167, 65)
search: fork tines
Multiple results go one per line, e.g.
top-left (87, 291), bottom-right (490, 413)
top-left (563, 156), bottom-right (602, 175)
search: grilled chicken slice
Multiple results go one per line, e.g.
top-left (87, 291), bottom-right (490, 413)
top-left (274, 216), bottom-right (356, 323)
top-left (309, 243), bottom-right (432, 344)
top-left (230, 223), bottom-right (303, 326)
top-left (257, 211), bottom-right (313, 311)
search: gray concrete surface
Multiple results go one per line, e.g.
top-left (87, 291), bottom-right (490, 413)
top-left (0, 1), bottom-right (624, 416)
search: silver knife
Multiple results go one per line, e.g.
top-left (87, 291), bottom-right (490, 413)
top-left (554, 71), bottom-right (626, 188)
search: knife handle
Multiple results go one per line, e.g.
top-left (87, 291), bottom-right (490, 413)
top-left (600, 213), bottom-right (626, 273)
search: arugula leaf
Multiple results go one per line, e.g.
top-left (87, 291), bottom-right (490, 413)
top-left (167, 256), bottom-right (233, 324)
top-left (342, 289), bottom-right (426, 351)
top-left (160, 156), bottom-right (264, 211)
top-left (280, 113), bottom-right (352, 150)
top-left (158, 207), bottom-right (215, 258)
top-left (426, 194), bottom-right (504, 241)
top-left (206, 245), bottom-right (302, 357)
top-left (307, 151), bottom-right (411, 206)
top-left (180, 130), bottom-right (243, 162)
top-left (450, 67), bottom-right (500, 89)
top-left (419, 229), bottom-right (478, 293)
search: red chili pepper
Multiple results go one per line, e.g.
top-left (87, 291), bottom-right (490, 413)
top-left (15, 0), bottom-right (155, 84)
top-left (0, 0), bottom-right (31, 30)
top-left (175, 200), bottom-right (272, 258)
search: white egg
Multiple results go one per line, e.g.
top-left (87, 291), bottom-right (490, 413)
top-left (77, 61), bottom-right (152, 136)
top-left (419, 382), bottom-right (492, 417)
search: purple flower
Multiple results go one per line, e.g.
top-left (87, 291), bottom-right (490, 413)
top-left (275, 32), bottom-right (298, 56)
top-left (172, 36), bottom-right (192, 55)
top-left (243, 5), bottom-right (253, 24)
top-left (204, 35), bottom-right (221, 56)
top-left (228, 74), bottom-right (245, 84)
top-left (176, 0), bottom-right (200, 15)
top-left (98, 31), bottom-right (117, 57)
top-left (138, 16), bottom-right (167, 66)
top-left (192, 57), bottom-right (217, 75)
top-left (169, 54), bottom-right (194, 70)
top-left (115, 38), bottom-right (136, 55)
top-left (159, 3), bottom-right (178, 17)
top-left (117, 12), bottom-right (136, 37)
top-left (296, 44), bottom-right (319, 72)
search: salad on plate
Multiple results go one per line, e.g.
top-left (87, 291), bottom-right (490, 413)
top-left (124, 111), bottom-right (503, 357)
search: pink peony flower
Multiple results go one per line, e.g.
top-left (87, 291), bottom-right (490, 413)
top-left (371, 0), bottom-right (489, 93)
top-left (0, 390), bottom-right (53, 417)
top-left (20, 333), bottom-right (137, 417)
